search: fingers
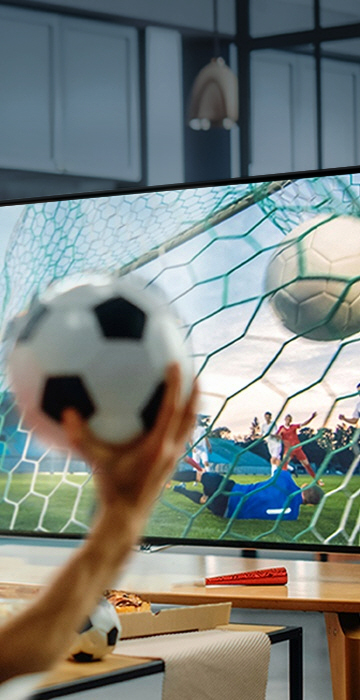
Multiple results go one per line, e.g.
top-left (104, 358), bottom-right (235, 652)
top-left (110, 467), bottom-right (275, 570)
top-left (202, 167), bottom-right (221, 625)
top-left (60, 363), bottom-right (199, 502)
top-left (174, 376), bottom-right (200, 444)
top-left (61, 408), bottom-right (88, 451)
top-left (145, 364), bottom-right (198, 454)
top-left (143, 364), bottom-right (181, 448)
top-left (61, 408), bottom-right (107, 467)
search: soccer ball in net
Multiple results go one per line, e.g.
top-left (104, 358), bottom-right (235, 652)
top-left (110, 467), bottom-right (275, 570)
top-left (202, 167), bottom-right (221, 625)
top-left (68, 598), bottom-right (121, 662)
top-left (264, 214), bottom-right (360, 341)
top-left (5, 273), bottom-right (193, 449)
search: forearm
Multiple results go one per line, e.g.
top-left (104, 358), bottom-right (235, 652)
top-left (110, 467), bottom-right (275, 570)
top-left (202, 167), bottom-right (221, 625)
top-left (0, 365), bottom-right (198, 685)
top-left (343, 416), bottom-right (358, 425)
top-left (302, 412), bottom-right (317, 427)
top-left (0, 505), bottom-right (140, 682)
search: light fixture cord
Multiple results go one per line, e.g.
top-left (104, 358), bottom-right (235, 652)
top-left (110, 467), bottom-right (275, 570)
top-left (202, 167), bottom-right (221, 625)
top-left (213, 0), bottom-right (221, 58)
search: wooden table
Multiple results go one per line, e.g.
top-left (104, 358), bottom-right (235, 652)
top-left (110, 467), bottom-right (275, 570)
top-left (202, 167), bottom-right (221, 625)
top-left (0, 581), bottom-right (302, 700)
top-left (0, 544), bottom-right (358, 699)
top-left (33, 654), bottom-right (164, 699)
top-left (38, 623), bottom-right (303, 700)
top-left (117, 551), bottom-right (360, 700)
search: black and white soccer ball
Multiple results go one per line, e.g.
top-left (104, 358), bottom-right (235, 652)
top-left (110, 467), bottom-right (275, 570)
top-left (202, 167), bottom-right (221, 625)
top-left (68, 598), bottom-right (121, 662)
top-left (5, 272), bottom-right (193, 449)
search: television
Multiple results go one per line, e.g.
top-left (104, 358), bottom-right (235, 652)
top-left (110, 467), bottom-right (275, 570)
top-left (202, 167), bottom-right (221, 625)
top-left (0, 166), bottom-right (359, 554)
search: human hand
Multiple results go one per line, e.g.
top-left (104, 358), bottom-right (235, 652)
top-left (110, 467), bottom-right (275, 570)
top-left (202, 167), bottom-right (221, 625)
top-left (61, 364), bottom-right (199, 517)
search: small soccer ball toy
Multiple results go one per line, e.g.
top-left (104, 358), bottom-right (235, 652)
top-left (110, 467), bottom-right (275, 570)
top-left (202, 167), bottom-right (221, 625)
top-left (68, 598), bottom-right (121, 662)
top-left (264, 214), bottom-right (360, 341)
top-left (5, 273), bottom-right (193, 449)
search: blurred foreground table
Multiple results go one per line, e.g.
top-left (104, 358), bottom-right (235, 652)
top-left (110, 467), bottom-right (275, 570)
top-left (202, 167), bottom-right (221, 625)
top-left (118, 550), bottom-right (360, 700)
top-left (34, 654), bottom-right (163, 700)
top-left (0, 541), bottom-right (358, 700)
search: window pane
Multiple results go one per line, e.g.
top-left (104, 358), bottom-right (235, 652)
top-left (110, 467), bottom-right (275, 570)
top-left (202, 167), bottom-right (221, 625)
top-left (250, 0), bottom-right (314, 38)
top-left (321, 0), bottom-right (360, 28)
top-left (321, 38), bottom-right (360, 59)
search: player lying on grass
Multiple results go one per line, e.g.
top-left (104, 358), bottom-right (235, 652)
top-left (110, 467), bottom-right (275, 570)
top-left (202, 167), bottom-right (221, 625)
top-left (0, 364), bottom-right (198, 687)
top-left (173, 468), bottom-right (323, 521)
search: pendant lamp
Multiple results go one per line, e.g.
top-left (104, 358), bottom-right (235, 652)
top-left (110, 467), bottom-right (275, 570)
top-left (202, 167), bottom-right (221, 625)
top-left (188, 0), bottom-right (238, 130)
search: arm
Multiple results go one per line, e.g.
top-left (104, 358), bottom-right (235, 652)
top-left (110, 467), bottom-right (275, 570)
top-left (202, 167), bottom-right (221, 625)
top-left (300, 411), bottom-right (317, 427)
top-left (0, 364), bottom-right (198, 684)
top-left (338, 413), bottom-right (358, 425)
top-left (268, 426), bottom-right (281, 439)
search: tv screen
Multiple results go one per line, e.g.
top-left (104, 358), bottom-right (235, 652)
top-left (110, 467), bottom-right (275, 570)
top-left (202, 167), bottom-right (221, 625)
top-left (0, 167), bottom-right (359, 553)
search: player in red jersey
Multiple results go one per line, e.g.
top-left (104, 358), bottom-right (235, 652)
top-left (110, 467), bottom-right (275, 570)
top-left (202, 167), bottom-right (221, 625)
top-left (277, 412), bottom-right (324, 485)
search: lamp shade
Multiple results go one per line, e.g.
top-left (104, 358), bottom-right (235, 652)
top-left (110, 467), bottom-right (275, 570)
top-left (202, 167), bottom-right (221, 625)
top-left (188, 57), bottom-right (238, 130)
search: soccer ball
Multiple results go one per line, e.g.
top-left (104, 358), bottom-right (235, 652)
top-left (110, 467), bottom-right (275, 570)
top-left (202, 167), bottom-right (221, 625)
top-left (68, 598), bottom-right (121, 662)
top-left (264, 214), bottom-right (360, 341)
top-left (5, 273), bottom-right (193, 449)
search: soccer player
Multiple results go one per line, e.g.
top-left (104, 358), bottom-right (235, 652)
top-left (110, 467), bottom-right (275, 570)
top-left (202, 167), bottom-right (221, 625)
top-left (192, 414), bottom-right (212, 469)
top-left (276, 412), bottom-right (324, 485)
top-left (338, 382), bottom-right (360, 457)
top-left (173, 467), bottom-right (323, 520)
top-left (261, 411), bottom-right (282, 475)
top-left (0, 365), bottom-right (198, 693)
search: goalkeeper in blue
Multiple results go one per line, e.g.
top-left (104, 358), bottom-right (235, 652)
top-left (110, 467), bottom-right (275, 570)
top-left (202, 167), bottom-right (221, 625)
top-left (173, 468), bottom-right (323, 521)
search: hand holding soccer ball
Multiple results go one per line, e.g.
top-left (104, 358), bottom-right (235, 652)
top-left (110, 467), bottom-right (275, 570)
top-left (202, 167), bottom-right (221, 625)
top-left (0, 289), bottom-right (198, 678)
top-left (5, 273), bottom-right (194, 451)
top-left (61, 362), bottom-right (199, 511)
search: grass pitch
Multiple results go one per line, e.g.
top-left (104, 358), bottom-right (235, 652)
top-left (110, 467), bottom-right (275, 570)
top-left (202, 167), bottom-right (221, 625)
top-left (146, 474), bottom-right (360, 547)
top-left (0, 472), bottom-right (358, 547)
top-left (0, 472), bottom-right (95, 534)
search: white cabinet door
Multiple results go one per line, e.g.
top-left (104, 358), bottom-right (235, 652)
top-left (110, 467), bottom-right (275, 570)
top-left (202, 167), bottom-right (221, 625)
top-left (58, 17), bottom-right (140, 180)
top-left (0, 6), bottom-right (55, 172)
top-left (321, 58), bottom-right (360, 170)
top-left (0, 7), bottom-right (141, 181)
top-left (250, 50), bottom-right (317, 176)
top-left (250, 48), bottom-right (360, 177)
top-left (146, 26), bottom-right (184, 186)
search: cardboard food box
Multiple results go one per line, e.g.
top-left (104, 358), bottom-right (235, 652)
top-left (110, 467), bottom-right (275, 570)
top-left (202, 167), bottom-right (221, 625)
top-left (117, 602), bottom-right (232, 639)
top-left (0, 583), bottom-right (231, 641)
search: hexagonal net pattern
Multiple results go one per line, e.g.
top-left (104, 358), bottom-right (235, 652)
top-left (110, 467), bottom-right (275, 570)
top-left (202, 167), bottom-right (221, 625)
top-left (0, 174), bottom-right (359, 549)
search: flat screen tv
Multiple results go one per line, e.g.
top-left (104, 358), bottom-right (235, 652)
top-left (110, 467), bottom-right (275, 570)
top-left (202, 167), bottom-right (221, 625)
top-left (0, 166), bottom-right (359, 554)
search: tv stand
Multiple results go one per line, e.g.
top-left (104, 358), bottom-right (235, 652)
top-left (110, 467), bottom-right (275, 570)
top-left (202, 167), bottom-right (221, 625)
top-left (240, 548), bottom-right (258, 558)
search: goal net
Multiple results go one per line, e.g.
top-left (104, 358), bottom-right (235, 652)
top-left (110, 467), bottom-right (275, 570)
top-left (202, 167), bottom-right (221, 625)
top-left (0, 174), bottom-right (359, 547)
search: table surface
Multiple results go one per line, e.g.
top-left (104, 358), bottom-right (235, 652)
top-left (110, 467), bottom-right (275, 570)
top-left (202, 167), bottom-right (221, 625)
top-left (116, 550), bottom-right (360, 613)
top-left (35, 622), bottom-right (297, 694)
top-left (0, 540), bottom-right (359, 613)
top-left (1, 542), bottom-right (357, 700)
top-left (37, 654), bottom-right (162, 690)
